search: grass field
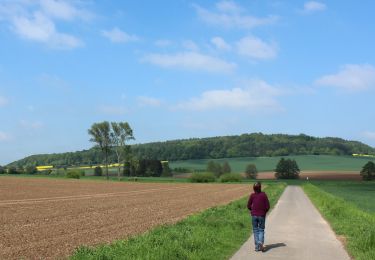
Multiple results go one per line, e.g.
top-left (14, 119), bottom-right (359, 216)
top-left (312, 181), bottom-right (375, 213)
top-left (303, 182), bottom-right (375, 260)
top-left (170, 155), bottom-right (375, 173)
top-left (71, 182), bottom-right (286, 260)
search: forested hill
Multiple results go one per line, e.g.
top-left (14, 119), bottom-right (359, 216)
top-left (8, 133), bottom-right (375, 167)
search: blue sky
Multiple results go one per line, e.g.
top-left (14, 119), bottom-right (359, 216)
top-left (0, 0), bottom-right (375, 164)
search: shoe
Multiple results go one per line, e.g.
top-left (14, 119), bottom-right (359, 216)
top-left (259, 244), bottom-right (266, 252)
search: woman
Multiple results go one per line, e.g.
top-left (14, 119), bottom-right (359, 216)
top-left (247, 182), bottom-right (270, 252)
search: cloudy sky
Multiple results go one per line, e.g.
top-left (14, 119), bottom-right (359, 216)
top-left (0, 0), bottom-right (375, 164)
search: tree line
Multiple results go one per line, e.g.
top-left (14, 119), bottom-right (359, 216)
top-left (7, 133), bottom-right (375, 168)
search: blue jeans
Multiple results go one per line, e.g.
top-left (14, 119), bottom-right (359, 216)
top-left (252, 216), bottom-right (265, 251)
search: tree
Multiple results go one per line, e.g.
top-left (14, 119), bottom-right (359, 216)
top-left (110, 122), bottom-right (134, 180)
top-left (245, 164), bottom-right (258, 179)
top-left (206, 161), bottom-right (222, 177)
top-left (206, 161), bottom-right (217, 173)
top-left (25, 165), bottom-right (37, 174)
top-left (136, 159), bottom-right (163, 177)
top-left (222, 161), bottom-right (231, 174)
top-left (88, 122), bottom-right (112, 180)
top-left (7, 166), bottom-right (19, 174)
top-left (360, 161), bottom-right (375, 181)
top-left (275, 158), bottom-right (300, 179)
top-left (161, 161), bottom-right (172, 177)
top-left (94, 166), bottom-right (103, 176)
top-left (0, 166), bottom-right (5, 174)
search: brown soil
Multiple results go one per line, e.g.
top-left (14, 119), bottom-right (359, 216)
top-left (257, 171), bottom-right (361, 180)
top-left (0, 176), bottom-right (250, 260)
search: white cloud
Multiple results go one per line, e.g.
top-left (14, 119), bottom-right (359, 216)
top-left (193, 2), bottom-right (278, 29)
top-left (39, 0), bottom-right (92, 21)
top-left (302, 1), bottom-right (327, 13)
top-left (0, 96), bottom-right (8, 107)
top-left (155, 39), bottom-right (172, 47)
top-left (142, 51), bottom-right (236, 73)
top-left (12, 12), bottom-right (82, 49)
top-left (101, 27), bottom-right (139, 43)
top-left (0, 131), bottom-right (11, 142)
top-left (236, 36), bottom-right (277, 60)
top-left (182, 40), bottom-right (199, 51)
top-left (0, 1), bottom-right (87, 49)
top-left (98, 105), bottom-right (128, 115)
top-left (137, 96), bottom-right (162, 107)
top-left (315, 64), bottom-right (375, 91)
top-left (211, 37), bottom-right (231, 51)
top-left (175, 79), bottom-right (282, 112)
top-left (215, 1), bottom-right (242, 13)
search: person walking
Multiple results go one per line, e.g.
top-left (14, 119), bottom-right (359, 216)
top-left (247, 182), bottom-right (270, 252)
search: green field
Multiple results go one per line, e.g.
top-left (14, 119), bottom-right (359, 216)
top-left (311, 181), bottom-right (375, 213)
top-left (170, 155), bottom-right (375, 173)
top-left (303, 182), bottom-right (375, 260)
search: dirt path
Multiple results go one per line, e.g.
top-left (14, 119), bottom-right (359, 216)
top-left (0, 177), bottom-right (250, 260)
top-left (230, 186), bottom-right (350, 260)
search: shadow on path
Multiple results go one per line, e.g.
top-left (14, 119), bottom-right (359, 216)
top-left (264, 243), bottom-right (287, 252)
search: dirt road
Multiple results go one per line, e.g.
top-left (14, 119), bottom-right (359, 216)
top-left (230, 186), bottom-right (350, 260)
top-left (0, 177), bottom-right (250, 259)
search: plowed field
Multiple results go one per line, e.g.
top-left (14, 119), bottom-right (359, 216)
top-left (0, 177), bottom-right (250, 259)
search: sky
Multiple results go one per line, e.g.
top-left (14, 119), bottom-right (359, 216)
top-left (0, 0), bottom-right (375, 164)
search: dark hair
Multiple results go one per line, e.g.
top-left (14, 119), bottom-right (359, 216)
top-left (253, 182), bottom-right (261, 193)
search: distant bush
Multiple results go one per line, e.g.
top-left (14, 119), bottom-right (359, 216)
top-left (0, 166), bottom-right (5, 174)
top-left (25, 165), bottom-right (37, 174)
top-left (65, 170), bottom-right (82, 179)
top-left (173, 167), bottom-right (190, 173)
top-left (94, 166), bottom-right (102, 176)
top-left (40, 169), bottom-right (53, 175)
top-left (7, 166), bottom-right (19, 174)
top-left (245, 164), bottom-right (258, 179)
top-left (50, 169), bottom-right (66, 176)
top-left (190, 172), bottom-right (216, 183)
top-left (222, 161), bottom-right (231, 174)
top-left (220, 173), bottom-right (243, 183)
top-left (206, 161), bottom-right (223, 177)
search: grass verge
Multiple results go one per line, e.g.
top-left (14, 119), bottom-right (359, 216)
top-left (307, 181), bottom-right (375, 213)
top-left (303, 183), bottom-right (375, 260)
top-left (71, 182), bottom-right (286, 260)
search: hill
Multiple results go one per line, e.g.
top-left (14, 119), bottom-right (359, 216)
top-left (7, 133), bottom-right (375, 167)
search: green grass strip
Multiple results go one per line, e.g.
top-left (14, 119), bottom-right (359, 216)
top-left (303, 183), bottom-right (375, 260)
top-left (71, 183), bottom-right (286, 260)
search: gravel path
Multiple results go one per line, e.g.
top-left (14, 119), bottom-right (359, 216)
top-left (230, 186), bottom-right (350, 260)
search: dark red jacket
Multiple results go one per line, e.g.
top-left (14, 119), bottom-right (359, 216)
top-left (247, 192), bottom-right (270, 217)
